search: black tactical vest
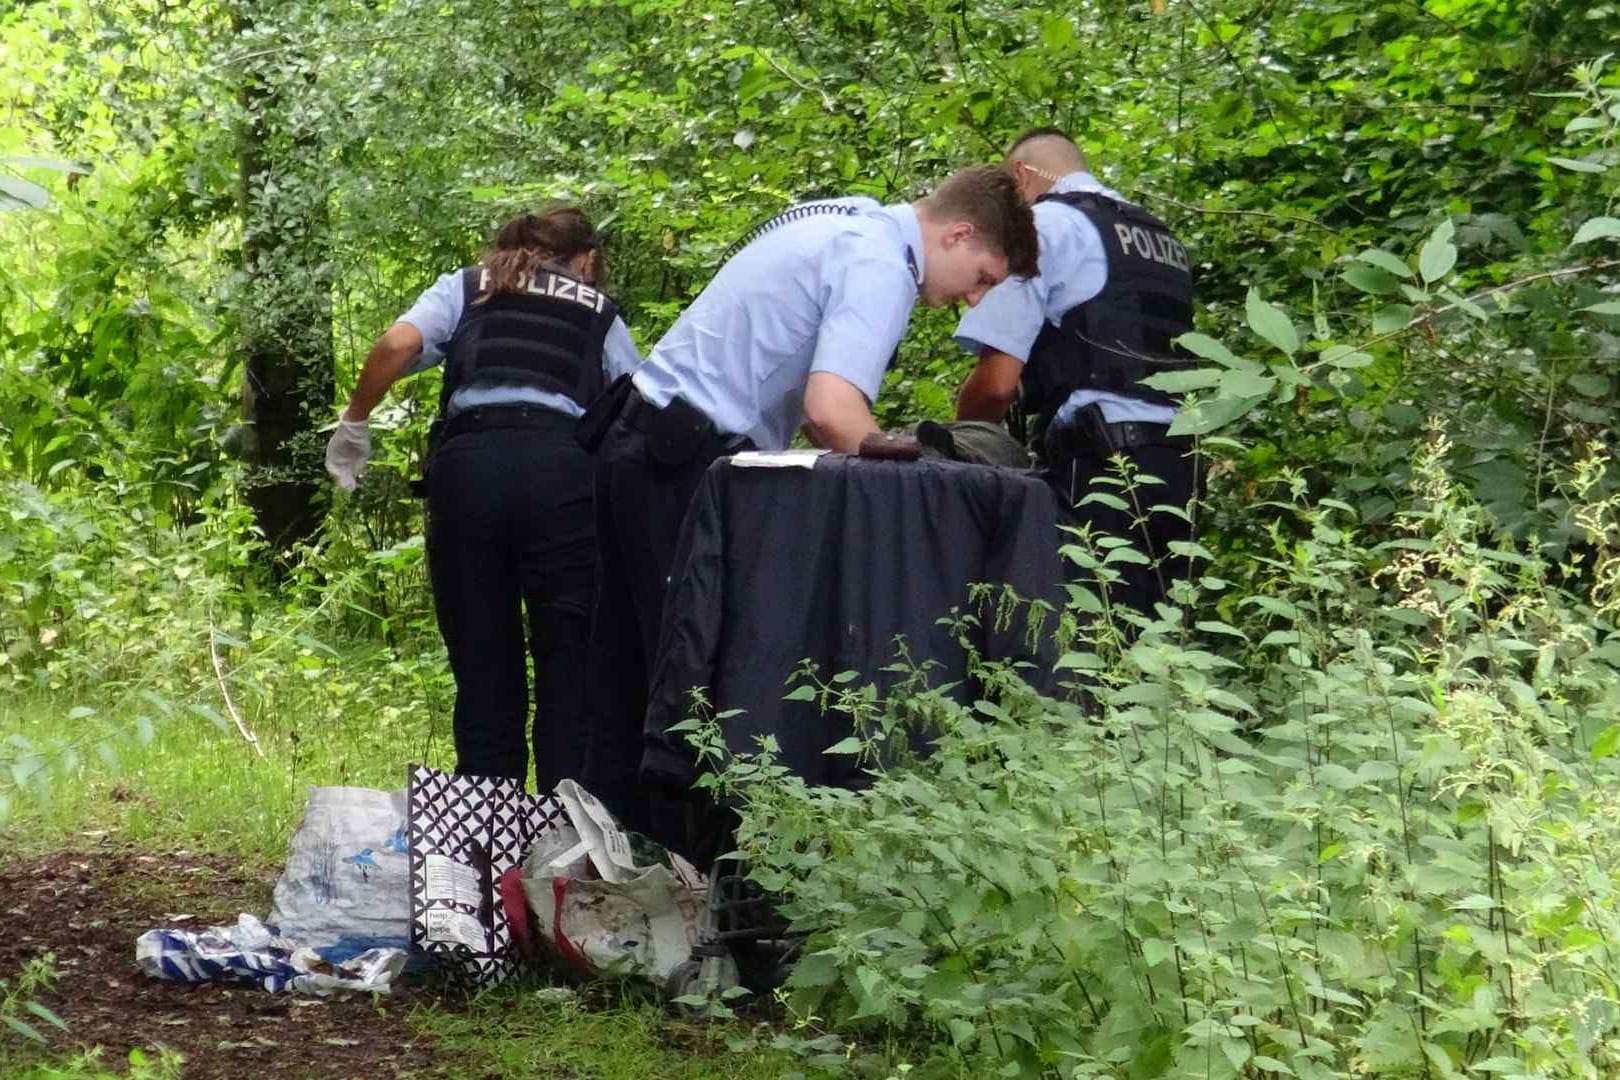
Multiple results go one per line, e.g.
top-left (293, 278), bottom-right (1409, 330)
top-left (438, 266), bottom-right (619, 415)
top-left (1022, 192), bottom-right (1195, 416)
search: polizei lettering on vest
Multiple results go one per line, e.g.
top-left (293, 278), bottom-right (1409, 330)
top-left (1112, 223), bottom-right (1190, 273)
top-left (524, 272), bottom-right (607, 313)
top-left (475, 268), bottom-right (606, 312)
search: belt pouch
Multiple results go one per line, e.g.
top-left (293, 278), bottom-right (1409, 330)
top-left (648, 395), bottom-right (717, 467)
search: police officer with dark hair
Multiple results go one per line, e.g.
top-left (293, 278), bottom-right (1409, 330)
top-left (325, 207), bottom-right (641, 789)
top-left (583, 166), bottom-right (1041, 835)
top-left (954, 129), bottom-right (1200, 615)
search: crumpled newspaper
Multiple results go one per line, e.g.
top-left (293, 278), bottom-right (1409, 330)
top-left (136, 914), bottom-right (406, 995)
top-left (522, 780), bottom-right (718, 987)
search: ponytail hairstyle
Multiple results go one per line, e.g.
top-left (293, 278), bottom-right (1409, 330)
top-left (477, 206), bottom-right (604, 302)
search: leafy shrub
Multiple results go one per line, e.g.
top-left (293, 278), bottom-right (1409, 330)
top-left (706, 421), bottom-right (1620, 1078)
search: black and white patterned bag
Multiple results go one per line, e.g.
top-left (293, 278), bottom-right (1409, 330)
top-left (406, 764), bottom-right (569, 988)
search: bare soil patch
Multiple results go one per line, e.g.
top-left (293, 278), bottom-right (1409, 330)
top-left (0, 844), bottom-right (445, 1078)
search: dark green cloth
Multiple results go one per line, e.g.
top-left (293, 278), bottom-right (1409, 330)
top-left (912, 420), bottom-right (1031, 469)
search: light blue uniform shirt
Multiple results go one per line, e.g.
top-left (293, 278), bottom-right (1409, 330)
top-left (632, 198), bottom-right (924, 451)
top-left (954, 172), bottom-right (1176, 426)
top-left (396, 268), bottom-right (642, 417)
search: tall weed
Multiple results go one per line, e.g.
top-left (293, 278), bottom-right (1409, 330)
top-left (706, 429), bottom-right (1620, 1078)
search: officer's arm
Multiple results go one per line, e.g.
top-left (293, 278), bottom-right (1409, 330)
top-left (803, 372), bottom-right (881, 455)
top-left (955, 347), bottom-right (1024, 423)
top-left (341, 322), bottom-right (424, 422)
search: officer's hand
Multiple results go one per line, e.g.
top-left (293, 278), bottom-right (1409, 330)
top-left (324, 417), bottom-right (372, 491)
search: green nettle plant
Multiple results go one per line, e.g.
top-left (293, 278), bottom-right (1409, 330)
top-left (700, 431), bottom-right (1620, 1079)
top-left (693, 199), bottom-right (1620, 1075)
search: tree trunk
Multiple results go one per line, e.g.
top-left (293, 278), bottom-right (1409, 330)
top-left (235, 3), bottom-right (333, 558)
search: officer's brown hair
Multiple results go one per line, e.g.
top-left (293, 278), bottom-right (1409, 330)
top-left (917, 167), bottom-right (1040, 279)
top-left (479, 207), bottom-right (604, 300)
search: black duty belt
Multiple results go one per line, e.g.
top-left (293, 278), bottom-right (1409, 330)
top-left (436, 404), bottom-right (578, 446)
top-left (1046, 403), bottom-right (1192, 462)
top-left (617, 388), bottom-right (753, 465)
top-left (1102, 420), bottom-right (1190, 451)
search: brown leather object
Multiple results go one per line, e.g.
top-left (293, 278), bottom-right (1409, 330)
top-left (856, 432), bottom-right (923, 460)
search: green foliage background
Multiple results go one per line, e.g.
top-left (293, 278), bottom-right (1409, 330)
top-left (3, 0), bottom-right (1620, 1075)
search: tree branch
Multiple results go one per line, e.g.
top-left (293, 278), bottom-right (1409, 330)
top-left (1351, 257), bottom-right (1620, 354)
top-left (1129, 187), bottom-right (1339, 233)
top-left (209, 622), bottom-right (266, 760)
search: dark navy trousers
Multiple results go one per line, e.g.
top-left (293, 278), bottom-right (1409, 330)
top-left (425, 419), bottom-right (595, 790)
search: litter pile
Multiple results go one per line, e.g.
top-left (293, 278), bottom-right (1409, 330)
top-left (135, 766), bottom-right (724, 999)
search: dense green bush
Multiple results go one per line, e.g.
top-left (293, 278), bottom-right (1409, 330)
top-left (0, 466), bottom-right (450, 827)
top-left (704, 426), bottom-right (1620, 1078)
top-left (693, 192), bottom-right (1620, 1074)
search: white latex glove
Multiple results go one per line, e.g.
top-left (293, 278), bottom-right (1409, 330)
top-left (324, 417), bottom-right (372, 491)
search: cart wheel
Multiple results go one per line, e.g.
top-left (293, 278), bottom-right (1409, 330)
top-left (664, 960), bottom-right (704, 1001)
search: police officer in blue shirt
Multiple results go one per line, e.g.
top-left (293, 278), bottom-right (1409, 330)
top-left (325, 207), bottom-right (641, 791)
top-left (583, 166), bottom-right (1040, 833)
top-left (954, 129), bottom-right (1200, 616)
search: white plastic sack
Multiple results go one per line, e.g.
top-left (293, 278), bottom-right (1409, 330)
top-left (523, 780), bottom-right (711, 985)
top-left (268, 786), bottom-right (412, 962)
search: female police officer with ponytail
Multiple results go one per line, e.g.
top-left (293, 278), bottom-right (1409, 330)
top-left (325, 207), bottom-right (641, 791)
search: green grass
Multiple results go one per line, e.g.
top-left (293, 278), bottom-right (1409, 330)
top-left (413, 988), bottom-right (793, 1078)
top-left (0, 653), bottom-right (456, 861)
top-left (0, 667), bottom-right (806, 1078)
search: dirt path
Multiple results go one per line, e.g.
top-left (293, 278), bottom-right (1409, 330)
top-left (0, 844), bottom-right (446, 1078)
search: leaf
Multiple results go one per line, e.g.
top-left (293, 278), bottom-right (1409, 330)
top-left (1437, 286), bottom-right (1488, 321)
top-left (1245, 289), bottom-right (1299, 356)
top-left (1140, 368), bottom-right (1222, 393)
top-left (0, 176), bottom-right (50, 211)
top-left (1355, 249), bottom-right (1413, 278)
top-left (1078, 491), bottom-right (1130, 511)
top-left (1222, 1038), bottom-right (1252, 1070)
top-left (1251, 1056), bottom-right (1295, 1075)
top-left (1418, 219), bottom-right (1457, 283)
top-left (1341, 264), bottom-right (1399, 295)
top-left (1372, 304), bottom-right (1415, 335)
top-left (1592, 725), bottom-right (1620, 761)
top-left (1218, 368), bottom-right (1278, 398)
top-left (1195, 620), bottom-right (1248, 641)
top-left (1040, 15), bottom-right (1074, 48)
top-left (1321, 345), bottom-right (1374, 369)
top-left (3, 1015), bottom-right (46, 1043)
top-left (1549, 156), bottom-right (1607, 174)
top-left (1175, 332), bottom-right (1260, 371)
top-left (789, 952), bottom-right (840, 987)
top-left (1450, 893), bottom-right (1499, 911)
top-left (737, 60), bottom-right (775, 104)
top-left (1568, 373), bottom-right (1610, 398)
top-left (1572, 217), bottom-right (1620, 245)
top-left (824, 737), bottom-right (862, 754)
top-left (191, 703), bottom-right (230, 732)
top-left (24, 1001), bottom-right (68, 1031)
top-left (1579, 300), bottom-right (1620, 315)
top-left (1168, 393), bottom-right (1266, 436)
top-left (1140, 938), bottom-right (1174, 967)
top-left (1, 155), bottom-right (89, 173)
